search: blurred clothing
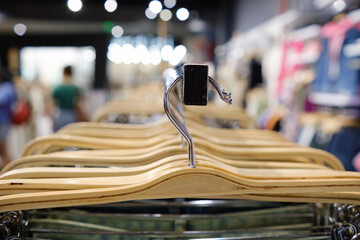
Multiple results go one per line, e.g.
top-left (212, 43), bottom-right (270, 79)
top-left (327, 127), bottom-right (360, 172)
top-left (337, 27), bottom-right (360, 96)
top-left (300, 124), bottom-right (360, 172)
top-left (52, 83), bottom-right (80, 131)
top-left (54, 109), bottom-right (76, 131)
top-left (0, 81), bottom-right (17, 141)
top-left (53, 84), bottom-right (80, 110)
top-left (0, 81), bottom-right (18, 124)
top-left (249, 58), bottom-right (263, 89)
top-left (353, 151), bottom-right (360, 172)
top-left (313, 16), bottom-right (360, 96)
top-left (0, 123), bottom-right (9, 140)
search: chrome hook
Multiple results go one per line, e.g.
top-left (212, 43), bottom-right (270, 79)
top-left (164, 65), bottom-right (232, 168)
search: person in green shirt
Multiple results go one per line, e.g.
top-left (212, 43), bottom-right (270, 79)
top-left (52, 66), bottom-right (82, 131)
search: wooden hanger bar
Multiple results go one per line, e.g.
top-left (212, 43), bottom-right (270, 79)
top-left (21, 133), bottom-right (297, 157)
top-left (0, 161), bottom-right (358, 212)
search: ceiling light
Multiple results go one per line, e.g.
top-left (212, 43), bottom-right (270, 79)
top-left (122, 44), bottom-right (136, 64)
top-left (67, 0), bottom-right (82, 12)
top-left (111, 25), bottom-right (123, 38)
top-left (333, 0), bottom-right (346, 12)
top-left (107, 43), bottom-right (122, 64)
top-left (149, 0), bottom-right (162, 14)
top-left (83, 48), bottom-right (96, 62)
top-left (161, 45), bottom-right (173, 61)
top-left (169, 45), bottom-right (187, 66)
top-left (160, 9), bottom-right (172, 21)
top-left (13, 23), bottom-right (27, 36)
top-left (136, 44), bottom-right (151, 65)
top-left (104, 0), bottom-right (118, 13)
top-left (150, 52), bottom-right (161, 65)
top-left (176, 8), bottom-right (189, 21)
top-left (149, 47), bottom-right (161, 65)
top-left (164, 0), bottom-right (176, 9)
top-left (145, 8), bottom-right (157, 19)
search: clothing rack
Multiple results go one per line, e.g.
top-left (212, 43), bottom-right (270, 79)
top-left (1, 200), bottom-right (331, 240)
top-left (0, 64), bottom-right (359, 240)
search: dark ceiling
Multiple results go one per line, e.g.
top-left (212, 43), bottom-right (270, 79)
top-left (0, 0), bottom-right (227, 37)
top-left (0, 0), bottom-right (222, 21)
top-left (0, 0), bottom-right (232, 88)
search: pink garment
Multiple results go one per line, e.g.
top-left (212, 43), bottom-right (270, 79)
top-left (353, 151), bottom-right (360, 172)
top-left (277, 40), bottom-right (304, 96)
top-left (321, 16), bottom-right (360, 80)
top-left (321, 16), bottom-right (354, 61)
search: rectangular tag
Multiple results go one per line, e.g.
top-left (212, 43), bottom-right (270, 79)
top-left (183, 64), bottom-right (208, 105)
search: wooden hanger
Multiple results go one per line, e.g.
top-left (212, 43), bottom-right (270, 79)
top-left (59, 119), bottom-right (286, 140)
top-left (1, 148), bottom-right (333, 180)
top-left (24, 135), bottom-right (334, 175)
top-left (0, 150), bottom-right (332, 178)
top-left (56, 127), bottom-right (289, 147)
top-left (0, 158), bottom-right (358, 212)
top-left (60, 119), bottom-right (285, 144)
top-left (90, 97), bottom-right (256, 129)
top-left (0, 160), bottom-right (330, 180)
top-left (21, 131), bottom-right (298, 157)
top-left (91, 100), bottom-right (164, 122)
top-left (1, 162), bottom-right (359, 197)
top-left (3, 141), bottom-right (343, 175)
top-left (185, 104), bottom-right (257, 129)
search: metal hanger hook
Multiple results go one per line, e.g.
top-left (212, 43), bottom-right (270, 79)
top-left (164, 70), bottom-right (232, 168)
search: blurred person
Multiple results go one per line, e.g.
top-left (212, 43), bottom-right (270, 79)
top-left (0, 70), bottom-right (17, 168)
top-left (52, 66), bottom-right (84, 131)
top-left (29, 76), bottom-right (54, 136)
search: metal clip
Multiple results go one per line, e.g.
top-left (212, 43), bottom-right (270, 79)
top-left (164, 65), bottom-right (232, 168)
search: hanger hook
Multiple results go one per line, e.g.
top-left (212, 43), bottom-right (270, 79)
top-left (164, 75), bottom-right (196, 168)
top-left (208, 76), bottom-right (232, 104)
top-left (164, 67), bottom-right (232, 168)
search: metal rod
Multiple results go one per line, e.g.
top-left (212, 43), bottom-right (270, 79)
top-left (164, 76), bottom-right (196, 168)
top-left (164, 72), bottom-right (233, 168)
top-left (208, 76), bottom-right (232, 104)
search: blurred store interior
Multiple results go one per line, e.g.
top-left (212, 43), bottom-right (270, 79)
top-left (1, 0), bottom-right (360, 171)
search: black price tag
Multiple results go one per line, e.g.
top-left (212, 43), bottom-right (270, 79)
top-left (183, 64), bottom-right (208, 105)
